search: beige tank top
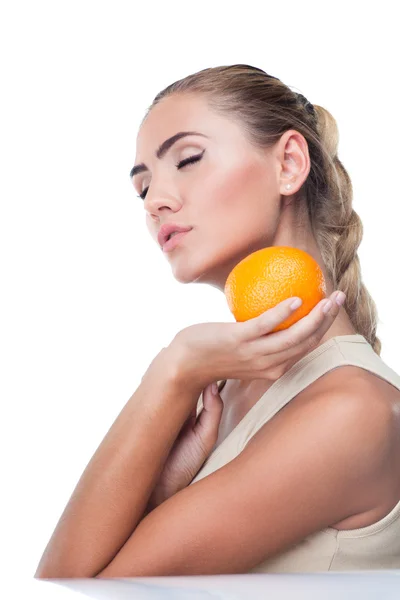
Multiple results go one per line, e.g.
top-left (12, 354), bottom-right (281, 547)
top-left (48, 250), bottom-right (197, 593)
top-left (190, 334), bottom-right (400, 571)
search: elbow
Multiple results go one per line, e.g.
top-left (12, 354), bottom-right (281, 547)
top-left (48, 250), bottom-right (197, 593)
top-left (34, 564), bottom-right (102, 579)
top-left (34, 566), bottom-right (63, 579)
top-left (34, 563), bottom-right (48, 579)
top-left (34, 560), bottom-right (60, 579)
top-left (34, 569), bottom-right (54, 579)
top-left (34, 563), bottom-right (75, 579)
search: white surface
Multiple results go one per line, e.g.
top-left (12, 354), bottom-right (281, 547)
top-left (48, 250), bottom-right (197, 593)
top-left (22, 572), bottom-right (400, 600)
top-left (1, 0), bottom-right (399, 582)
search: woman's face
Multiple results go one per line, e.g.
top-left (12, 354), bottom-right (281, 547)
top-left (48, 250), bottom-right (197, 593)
top-left (132, 93), bottom-right (302, 291)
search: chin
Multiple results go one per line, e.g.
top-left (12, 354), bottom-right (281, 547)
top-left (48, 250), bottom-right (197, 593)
top-left (172, 272), bottom-right (196, 284)
top-left (168, 244), bottom-right (235, 289)
top-left (170, 260), bottom-right (213, 286)
top-left (169, 262), bottom-right (200, 284)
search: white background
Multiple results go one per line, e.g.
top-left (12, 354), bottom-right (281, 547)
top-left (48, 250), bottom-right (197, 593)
top-left (1, 0), bottom-right (399, 595)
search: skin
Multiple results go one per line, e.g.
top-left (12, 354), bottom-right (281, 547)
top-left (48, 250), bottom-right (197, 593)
top-left (132, 92), bottom-right (357, 406)
top-left (32, 93), bottom-right (400, 581)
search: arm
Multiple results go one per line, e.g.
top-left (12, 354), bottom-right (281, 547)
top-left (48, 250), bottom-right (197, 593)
top-left (34, 349), bottom-right (199, 579)
top-left (92, 384), bottom-right (392, 577)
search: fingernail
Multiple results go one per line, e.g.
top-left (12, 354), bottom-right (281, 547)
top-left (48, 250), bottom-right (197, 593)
top-left (212, 383), bottom-right (218, 395)
top-left (335, 292), bottom-right (346, 306)
top-left (289, 297), bottom-right (302, 310)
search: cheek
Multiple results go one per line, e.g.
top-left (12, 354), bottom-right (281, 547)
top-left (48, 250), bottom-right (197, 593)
top-left (202, 159), bottom-right (276, 237)
top-left (145, 214), bottom-right (158, 242)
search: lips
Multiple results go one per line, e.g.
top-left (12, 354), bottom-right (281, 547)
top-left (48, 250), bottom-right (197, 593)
top-left (162, 230), bottom-right (191, 252)
top-left (157, 224), bottom-right (192, 247)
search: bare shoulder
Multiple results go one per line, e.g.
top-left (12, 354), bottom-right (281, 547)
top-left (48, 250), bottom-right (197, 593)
top-left (248, 364), bottom-right (398, 454)
top-left (313, 364), bottom-right (400, 452)
top-left (308, 364), bottom-right (400, 404)
top-left (284, 364), bottom-right (400, 466)
top-left (314, 366), bottom-right (400, 522)
top-left (305, 365), bottom-right (400, 434)
top-left (245, 364), bottom-right (400, 530)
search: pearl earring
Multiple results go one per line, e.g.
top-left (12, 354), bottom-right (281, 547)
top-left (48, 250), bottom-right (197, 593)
top-left (285, 175), bottom-right (295, 191)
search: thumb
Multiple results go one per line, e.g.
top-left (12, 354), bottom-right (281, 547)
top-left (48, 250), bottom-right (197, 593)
top-left (196, 383), bottom-right (224, 435)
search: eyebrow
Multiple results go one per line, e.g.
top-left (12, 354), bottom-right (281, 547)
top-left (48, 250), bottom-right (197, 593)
top-left (130, 131), bottom-right (209, 179)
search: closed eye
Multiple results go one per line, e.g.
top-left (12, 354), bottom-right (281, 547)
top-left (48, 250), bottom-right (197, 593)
top-left (136, 151), bottom-right (205, 200)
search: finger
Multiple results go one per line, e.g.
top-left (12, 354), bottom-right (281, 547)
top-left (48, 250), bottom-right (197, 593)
top-left (258, 291), bottom-right (344, 358)
top-left (195, 384), bottom-right (224, 436)
top-left (240, 296), bottom-right (307, 341)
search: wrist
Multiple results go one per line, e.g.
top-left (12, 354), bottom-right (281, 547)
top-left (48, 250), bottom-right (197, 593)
top-left (142, 341), bottom-right (199, 395)
top-left (165, 336), bottom-right (205, 395)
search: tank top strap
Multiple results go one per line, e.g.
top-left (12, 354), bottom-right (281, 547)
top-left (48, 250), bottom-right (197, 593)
top-left (191, 334), bottom-right (400, 485)
top-left (240, 333), bottom-right (400, 450)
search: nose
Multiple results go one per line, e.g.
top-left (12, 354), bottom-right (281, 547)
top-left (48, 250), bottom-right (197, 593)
top-left (143, 184), bottom-right (176, 214)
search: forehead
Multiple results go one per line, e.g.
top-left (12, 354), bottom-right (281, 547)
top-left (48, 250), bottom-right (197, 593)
top-left (135, 94), bottom-right (213, 154)
top-left (133, 93), bottom-right (259, 171)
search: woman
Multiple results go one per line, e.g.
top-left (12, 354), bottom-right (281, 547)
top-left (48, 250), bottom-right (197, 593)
top-left (35, 64), bottom-right (400, 577)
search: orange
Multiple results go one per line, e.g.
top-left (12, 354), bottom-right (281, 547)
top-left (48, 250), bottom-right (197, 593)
top-left (224, 246), bottom-right (327, 333)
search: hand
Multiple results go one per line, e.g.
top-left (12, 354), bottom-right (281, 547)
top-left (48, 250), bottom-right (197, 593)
top-left (146, 382), bottom-right (223, 511)
top-left (170, 291), bottom-right (344, 393)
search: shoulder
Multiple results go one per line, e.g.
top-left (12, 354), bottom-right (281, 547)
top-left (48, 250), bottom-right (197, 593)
top-left (288, 364), bottom-right (399, 433)
top-left (242, 364), bottom-right (399, 520)
top-left (246, 366), bottom-right (395, 482)
top-left (310, 365), bottom-right (400, 433)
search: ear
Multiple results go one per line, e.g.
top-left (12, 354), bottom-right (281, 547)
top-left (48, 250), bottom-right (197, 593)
top-left (276, 129), bottom-right (311, 199)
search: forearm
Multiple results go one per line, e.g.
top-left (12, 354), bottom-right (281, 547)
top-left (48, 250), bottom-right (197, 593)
top-left (34, 351), bottom-right (197, 579)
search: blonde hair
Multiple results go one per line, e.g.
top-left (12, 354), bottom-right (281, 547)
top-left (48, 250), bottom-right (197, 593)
top-left (143, 64), bottom-right (381, 355)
